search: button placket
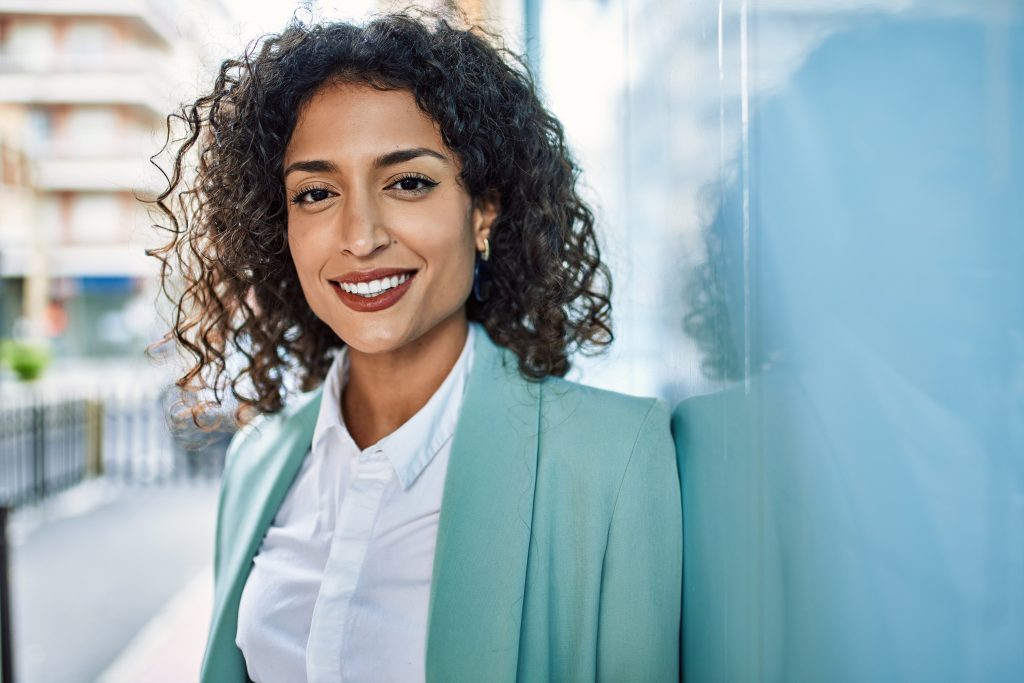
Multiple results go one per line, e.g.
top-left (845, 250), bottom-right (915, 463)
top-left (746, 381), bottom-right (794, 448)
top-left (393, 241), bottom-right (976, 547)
top-left (306, 448), bottom-right (394, 683)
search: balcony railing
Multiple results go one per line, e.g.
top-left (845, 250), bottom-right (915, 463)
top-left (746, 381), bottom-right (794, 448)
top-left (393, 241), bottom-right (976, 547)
top-left (0, 0), bottom-right (180, 47)
top-left (0, 49), bottom-right (176, 116)
top-left (34, 157), bottom-right (157, 192)
top-left (0, 50), bottom-right (167, 75)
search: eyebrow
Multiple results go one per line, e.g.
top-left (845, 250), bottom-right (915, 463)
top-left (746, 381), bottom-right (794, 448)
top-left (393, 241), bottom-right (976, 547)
top-left (374, 147), bottom-right (449, 168)
top-left (283, 159), bottom-right (338, 178)
top-left (283, 147), bottom-right (449, 179)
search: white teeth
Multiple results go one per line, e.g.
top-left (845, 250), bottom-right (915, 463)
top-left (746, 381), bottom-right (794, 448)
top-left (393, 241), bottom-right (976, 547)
top-left (336, 272), bottom-right (413, 298)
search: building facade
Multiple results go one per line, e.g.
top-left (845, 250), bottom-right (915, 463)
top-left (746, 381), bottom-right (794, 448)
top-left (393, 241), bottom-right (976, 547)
top-left (0, 0), bottom-right (229, 360)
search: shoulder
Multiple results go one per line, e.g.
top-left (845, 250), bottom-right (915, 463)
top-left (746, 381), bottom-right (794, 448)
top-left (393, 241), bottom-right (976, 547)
top-left (540, 374), bottom-right (670, 444)
top-left (536, 374), bottom-right (674, 488)
top-left (221, 388), bottom-right (322, 483)
top-left (213, 388), bottom-right (322, 573)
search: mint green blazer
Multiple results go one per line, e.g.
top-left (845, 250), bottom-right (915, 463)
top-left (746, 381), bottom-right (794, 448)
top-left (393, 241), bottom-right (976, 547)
top-left (200, 328), bottom-right (683, 682)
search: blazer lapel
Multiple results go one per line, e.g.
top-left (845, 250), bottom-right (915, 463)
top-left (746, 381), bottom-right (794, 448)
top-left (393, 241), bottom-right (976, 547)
top-left (426, 328), bottom-right (542, 682)
top-left (202, 388), bottom-right (322, 681)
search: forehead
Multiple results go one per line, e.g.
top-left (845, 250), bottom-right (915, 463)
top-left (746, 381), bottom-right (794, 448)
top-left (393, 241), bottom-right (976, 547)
top-left (285, 83), bottom-right (452, 165)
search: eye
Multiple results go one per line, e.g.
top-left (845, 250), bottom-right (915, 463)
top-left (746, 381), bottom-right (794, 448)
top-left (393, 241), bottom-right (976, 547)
top-left (289, 184), bottom-right (335, 205)
top-left (387, 173), bottom-right (439, 194)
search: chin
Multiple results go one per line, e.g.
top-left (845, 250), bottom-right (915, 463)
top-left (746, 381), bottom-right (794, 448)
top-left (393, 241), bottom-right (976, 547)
top-left (334, 319), bottom-right (416, 355)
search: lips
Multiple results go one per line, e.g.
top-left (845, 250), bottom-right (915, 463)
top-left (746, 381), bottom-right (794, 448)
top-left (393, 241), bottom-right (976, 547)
top-left (329, 268), bottom-right (418, 313)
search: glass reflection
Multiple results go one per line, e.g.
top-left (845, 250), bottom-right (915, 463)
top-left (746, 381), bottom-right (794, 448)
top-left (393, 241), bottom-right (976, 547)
top-left (676, 5), bottom-right (1023, 682)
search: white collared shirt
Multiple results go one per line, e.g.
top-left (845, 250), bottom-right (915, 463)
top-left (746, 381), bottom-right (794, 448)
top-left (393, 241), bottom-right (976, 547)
top-left (236, 324), bottom-right (476, 683)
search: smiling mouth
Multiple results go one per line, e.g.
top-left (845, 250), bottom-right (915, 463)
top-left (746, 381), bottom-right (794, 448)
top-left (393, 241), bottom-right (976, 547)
top-left (331, 270), bottom-right (416, 298)
top-left (329, 269), bottom-right (418, 313)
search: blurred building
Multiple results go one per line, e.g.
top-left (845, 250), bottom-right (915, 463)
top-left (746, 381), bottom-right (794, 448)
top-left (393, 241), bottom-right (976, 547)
top-left (0, 101), bottom-right (35, 340)
top-left (0, 0), bottom-right (230, 363)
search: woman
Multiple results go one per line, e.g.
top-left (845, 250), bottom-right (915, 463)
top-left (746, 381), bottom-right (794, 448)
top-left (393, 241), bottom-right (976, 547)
top-left (151, 10), bottom-right (681, 683)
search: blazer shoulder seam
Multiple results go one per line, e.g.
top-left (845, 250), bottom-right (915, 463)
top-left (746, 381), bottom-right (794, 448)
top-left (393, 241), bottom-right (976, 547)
top-left (606, 397), bottom-right (661, 522)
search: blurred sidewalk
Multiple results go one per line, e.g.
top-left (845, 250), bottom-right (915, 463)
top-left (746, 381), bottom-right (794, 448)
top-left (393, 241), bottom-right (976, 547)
top-left (8, 479), bottom-right (218, 683)
top-left (98, 566), bottom-right (212, 683)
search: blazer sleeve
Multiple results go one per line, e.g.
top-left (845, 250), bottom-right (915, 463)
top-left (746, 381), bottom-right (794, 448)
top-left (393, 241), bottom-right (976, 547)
top-left (597, 399), bottom-right (683, 682)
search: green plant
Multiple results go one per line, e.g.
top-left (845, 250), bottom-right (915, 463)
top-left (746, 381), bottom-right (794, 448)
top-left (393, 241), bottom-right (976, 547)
top-left (0, 340), bottom-right (51, 381)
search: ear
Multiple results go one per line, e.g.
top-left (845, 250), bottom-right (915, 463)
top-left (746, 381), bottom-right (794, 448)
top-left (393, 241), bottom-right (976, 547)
top-left (471, 192), bottom-right (500, 250)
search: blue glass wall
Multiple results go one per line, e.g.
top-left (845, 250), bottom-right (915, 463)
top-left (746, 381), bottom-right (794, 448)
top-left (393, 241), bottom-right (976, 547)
top-left (541, 1), bottom-right (1023, 680)
top-left (671, 7), bottom-right (1024, 683)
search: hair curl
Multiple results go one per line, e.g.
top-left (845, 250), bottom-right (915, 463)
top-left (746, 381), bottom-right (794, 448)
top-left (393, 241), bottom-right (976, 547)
top-left (148, 9), bottom-right (612, 421)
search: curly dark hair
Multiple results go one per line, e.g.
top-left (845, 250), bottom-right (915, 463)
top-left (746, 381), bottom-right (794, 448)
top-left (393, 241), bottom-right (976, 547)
top-left (147, 9), bottom-right (612, 420)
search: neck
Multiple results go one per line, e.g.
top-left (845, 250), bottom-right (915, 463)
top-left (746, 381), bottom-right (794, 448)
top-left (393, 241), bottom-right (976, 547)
top-left (342, 313), bottom-right (469, 450)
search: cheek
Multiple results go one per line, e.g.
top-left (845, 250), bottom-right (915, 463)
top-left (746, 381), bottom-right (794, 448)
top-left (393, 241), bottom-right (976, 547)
top-left (399, 202), bottom-right (474, 270)
top-left (431, 216), bottom-right (475, 276)
top-left (441, 227), bottom-right (479, 301)
top-left (286, 225), bottom-right (323, 296)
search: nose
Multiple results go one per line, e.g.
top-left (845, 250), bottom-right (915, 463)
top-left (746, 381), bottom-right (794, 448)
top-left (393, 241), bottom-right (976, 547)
top-left (337, 187), bottom-right (390, 258)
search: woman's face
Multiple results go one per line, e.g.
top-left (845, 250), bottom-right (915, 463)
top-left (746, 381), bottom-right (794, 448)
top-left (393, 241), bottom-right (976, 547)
top-left (283, 82), bottom-right (496, 355)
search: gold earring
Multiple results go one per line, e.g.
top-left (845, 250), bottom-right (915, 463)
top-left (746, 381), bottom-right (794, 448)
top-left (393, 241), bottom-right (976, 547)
top-left (480, 237), bottom-right (491, 262)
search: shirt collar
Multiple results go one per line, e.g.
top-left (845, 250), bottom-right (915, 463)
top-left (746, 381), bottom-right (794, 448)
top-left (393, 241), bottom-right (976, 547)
top-left (311, 345), bottom-right (349, 455)
top-left (311, 323), bottom-right (477, 490)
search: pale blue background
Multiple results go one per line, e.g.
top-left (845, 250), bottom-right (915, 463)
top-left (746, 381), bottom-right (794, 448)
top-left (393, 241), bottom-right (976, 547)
top-left (671, 12), bottom-right (1024, 683)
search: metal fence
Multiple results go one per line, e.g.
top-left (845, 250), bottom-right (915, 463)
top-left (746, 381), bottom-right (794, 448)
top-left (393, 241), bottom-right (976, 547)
top-left (0, 386), bottom-right (232, 509)
top-left (0, 381), bottom-right (234, 681)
